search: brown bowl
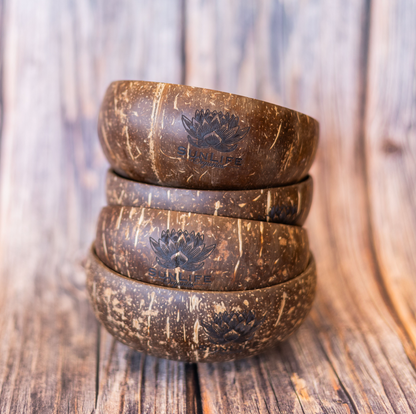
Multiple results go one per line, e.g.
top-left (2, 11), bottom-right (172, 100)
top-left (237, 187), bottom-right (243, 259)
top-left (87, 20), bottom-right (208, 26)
top-left (95, 206), bottom-right (309, 291)
top-left (86, 246), bottom-right (317, 362)
top-left (106, 169), bottom-right (313, 226)
top-left (98, 81), bottom-right (319, 190)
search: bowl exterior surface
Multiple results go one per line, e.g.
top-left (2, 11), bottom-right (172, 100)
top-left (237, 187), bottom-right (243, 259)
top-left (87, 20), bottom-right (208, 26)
top-left (98, 81), bottom-right (319, 190)
top-left (106, 170), bottom-right (313, 226)
top-left (95, 206), bottom-right (310, 291)
top-left (86, 248), bottom-right (317, 362)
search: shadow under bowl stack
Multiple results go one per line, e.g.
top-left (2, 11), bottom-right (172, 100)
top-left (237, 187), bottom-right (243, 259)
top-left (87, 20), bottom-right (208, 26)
top-left (87, 80), bottom-right (319, 362)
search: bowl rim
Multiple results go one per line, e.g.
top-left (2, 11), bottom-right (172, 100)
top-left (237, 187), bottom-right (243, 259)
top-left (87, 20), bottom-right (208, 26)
top-left (107, 169), bottom-right (313, 195)
top-left (98, 204), bottom-right (310, 233)
top-left (88, 244), bottom-right (315, 295)
top-left (106, 80), bottom-right (319, 124)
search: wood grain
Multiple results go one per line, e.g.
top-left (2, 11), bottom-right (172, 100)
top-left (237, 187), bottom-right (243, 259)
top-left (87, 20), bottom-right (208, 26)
top-left (0, 0), bottom-right (416, 412)
top-left (0, 0), bottom-right (193, 412)
top-left (0, 0), bottom-right (98, 410)
top-left (95, 335), bottom-right (193, 413)
top-left (365, 0), bottom-right (416, 357)
top-left (187, 0), bottom-right (416, 412)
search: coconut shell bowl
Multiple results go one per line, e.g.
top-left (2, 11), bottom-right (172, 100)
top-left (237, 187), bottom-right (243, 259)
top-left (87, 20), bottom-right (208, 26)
top-left (95, 206), bottom-right (310, 291)
top-left (98, 81), bottom-right (319, 190)
top-left (106, 169), bottom-right (313, 226)
top-left (86, 245), bottom-right (317, 363)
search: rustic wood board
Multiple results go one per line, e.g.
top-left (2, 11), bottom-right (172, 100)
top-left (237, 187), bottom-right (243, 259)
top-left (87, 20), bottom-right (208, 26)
top-left (0, 0), bottom-right (415, 412)
top-left (365, 0), bottom-right (416, 356)
top-left (188, 1), bottom-right (416, 412)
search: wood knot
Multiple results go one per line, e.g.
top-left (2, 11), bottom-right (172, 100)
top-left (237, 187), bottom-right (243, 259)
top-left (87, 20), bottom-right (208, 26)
top-left (381, 139), bottom-right (403, 155)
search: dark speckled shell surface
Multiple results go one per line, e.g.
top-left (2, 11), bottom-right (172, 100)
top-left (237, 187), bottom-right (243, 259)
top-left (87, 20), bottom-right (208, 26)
top-left (95, 206), bottom-right (309, 291)
top-left (98, 81), bottom-right (319, 190)
top-left (106, 170), bottom-right (313, 226)
top-left (86, 246), bottom-right (317, 362)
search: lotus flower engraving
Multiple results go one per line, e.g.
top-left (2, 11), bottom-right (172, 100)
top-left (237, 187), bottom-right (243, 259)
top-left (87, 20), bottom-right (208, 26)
top-left (149, 229), bottom-right (216, 271)
top-left (182, 109), bottom-right (250, 153)
top-left (202, 310), bottom-right (265, 345)
top-left (268, 204), bottom-right (298, 224)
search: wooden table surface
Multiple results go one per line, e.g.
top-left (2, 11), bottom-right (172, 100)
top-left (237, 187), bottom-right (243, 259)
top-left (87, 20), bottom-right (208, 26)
top-left (1, 0), bottom-right (415, 412)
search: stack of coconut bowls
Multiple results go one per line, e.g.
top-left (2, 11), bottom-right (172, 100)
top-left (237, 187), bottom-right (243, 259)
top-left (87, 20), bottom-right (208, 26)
top-left (86, 81), bottom-right (319, 363)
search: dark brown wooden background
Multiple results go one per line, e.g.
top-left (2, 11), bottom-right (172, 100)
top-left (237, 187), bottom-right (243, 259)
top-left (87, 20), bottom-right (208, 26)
top-left (1, 0), bottom-right (416, 412)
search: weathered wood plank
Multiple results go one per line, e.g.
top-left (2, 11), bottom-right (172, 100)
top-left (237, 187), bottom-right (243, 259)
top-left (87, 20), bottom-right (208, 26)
top-left (1, 0), bottom-right (416, 412)
top-left (95, 331), bottom-right (193, 413)
top-left (199, 319), bottom-right (362, 414)
top-left (0, 0), bottom-right (192, 412)
top-left (365, 0), bottom-right (416, 364)
top-left (0, 0), bottom-right (99, 410)
top-left (186, 1), bottom-right (416, 412)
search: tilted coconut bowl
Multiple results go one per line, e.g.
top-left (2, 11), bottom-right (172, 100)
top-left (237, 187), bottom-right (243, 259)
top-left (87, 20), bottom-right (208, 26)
top-left (95, 206), bottom-right (310, 291)
top-left (86, 246), bottom-right (317, 362)
top-left (98, 81), bottom-right (319, 190)
top-left (106, 169), bottom-right (313, 226)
